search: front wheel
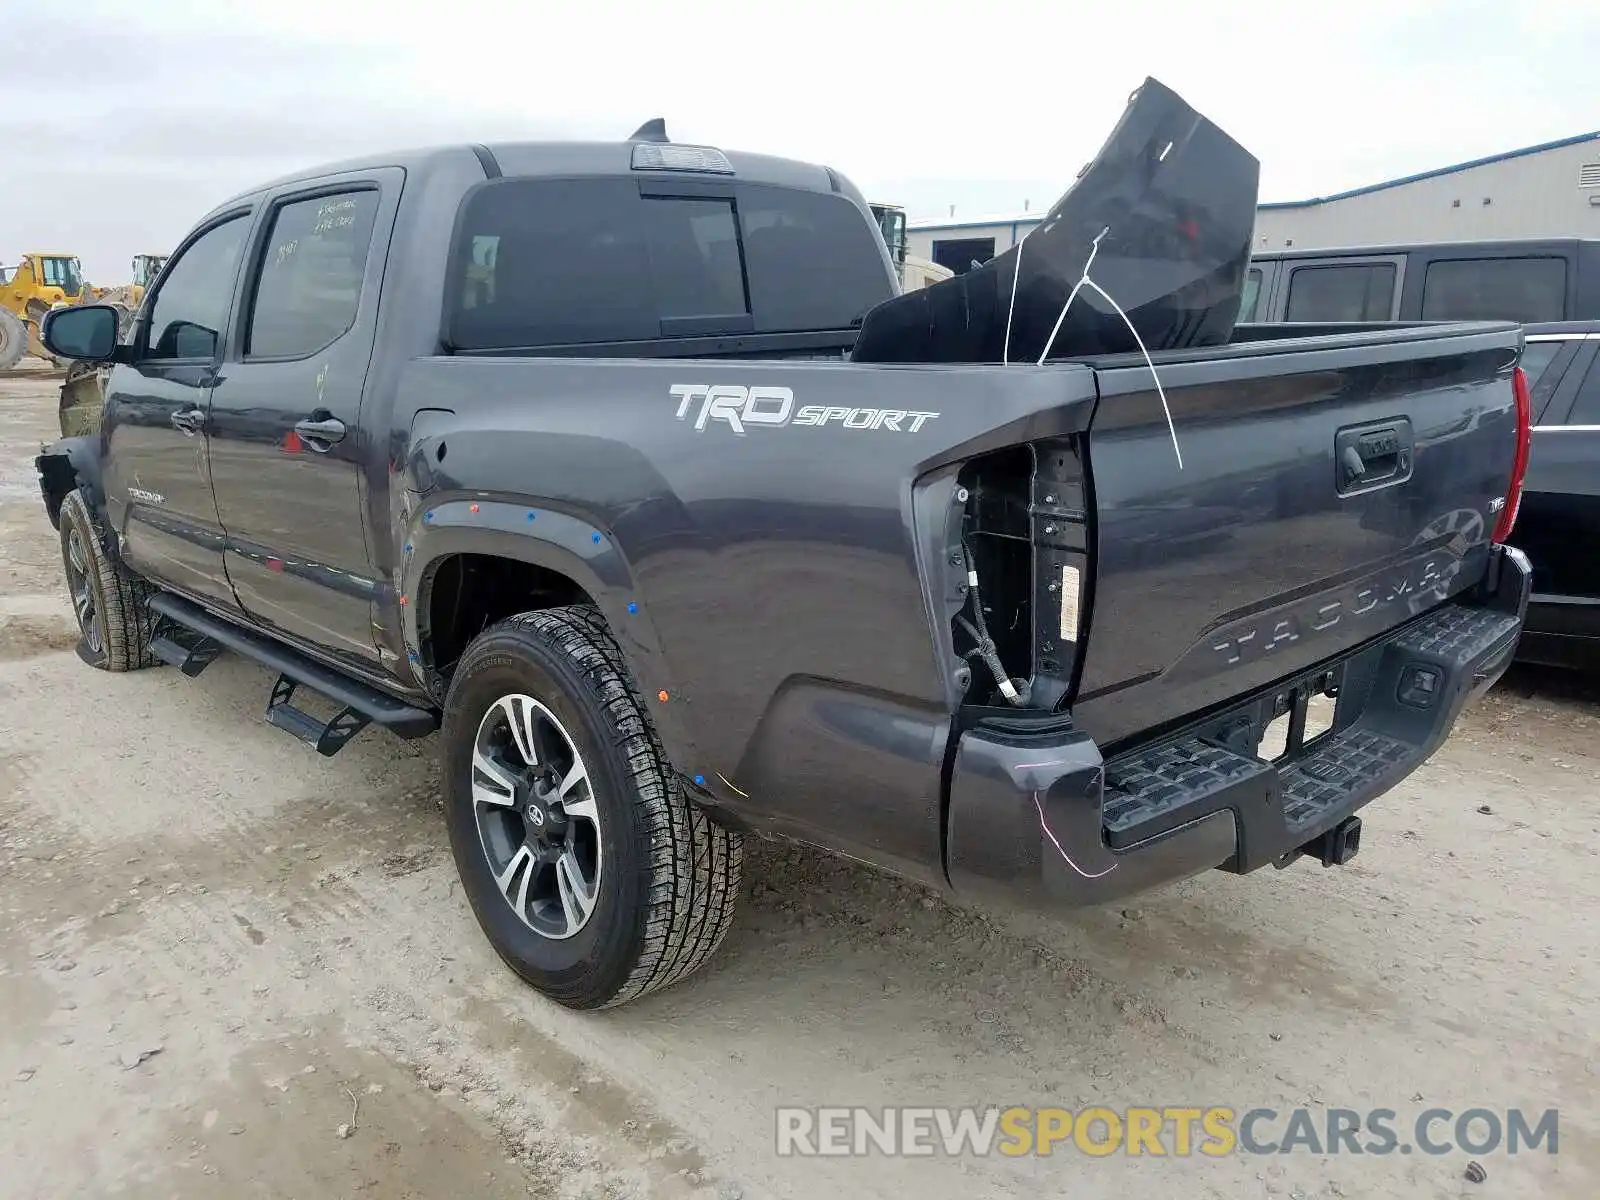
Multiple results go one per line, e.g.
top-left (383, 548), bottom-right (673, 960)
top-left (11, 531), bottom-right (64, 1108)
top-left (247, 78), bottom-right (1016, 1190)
top-left (440, 606), bottom-right (743, 1009)
top-left (58, 488), bottom-right (159, 671)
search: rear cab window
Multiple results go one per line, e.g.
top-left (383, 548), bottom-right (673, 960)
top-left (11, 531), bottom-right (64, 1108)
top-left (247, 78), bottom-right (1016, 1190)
top-left (1284, 263), bottom-right (1396, 321)
top-left (1421, 257), bottom-right (1568, 322)
top-left (447, 177), bottom-right (893, 352)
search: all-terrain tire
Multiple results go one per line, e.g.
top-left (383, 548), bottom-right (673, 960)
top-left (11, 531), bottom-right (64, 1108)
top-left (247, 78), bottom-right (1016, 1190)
top-left (440, 605), bottom-right (743, 1009)
top-left (58, 488), bottom-right (160, 671)
top-left (0, 309), bottom-right (25, 371)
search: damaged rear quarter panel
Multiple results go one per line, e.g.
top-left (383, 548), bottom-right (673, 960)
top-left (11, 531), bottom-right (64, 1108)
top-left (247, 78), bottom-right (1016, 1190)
top-left (393, 355), bottom-right (1097, 879)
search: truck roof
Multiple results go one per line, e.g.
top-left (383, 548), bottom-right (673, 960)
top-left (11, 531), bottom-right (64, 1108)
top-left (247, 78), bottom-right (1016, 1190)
top-left (1251, 237), bottom-right (1600, 260)
top-left (214, 139), bottom-right (858, 214)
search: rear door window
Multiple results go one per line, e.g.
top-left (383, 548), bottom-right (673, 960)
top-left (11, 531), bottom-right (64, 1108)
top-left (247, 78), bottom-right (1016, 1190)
top-left (246, 190), bottom-right (380, 358)
top-left (448, 177), bottom-right (892, 351)
top-left (1284, 263), bottom-right (1396, 321)
top-left (1421, 257), bottom-right (1568, 322)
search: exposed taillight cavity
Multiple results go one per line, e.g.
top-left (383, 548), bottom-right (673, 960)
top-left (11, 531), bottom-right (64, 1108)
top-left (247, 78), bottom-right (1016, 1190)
top-left (944, 439), bottom-right (1090, 713)
top-left (1492, 364), bottom-right (1532, 544)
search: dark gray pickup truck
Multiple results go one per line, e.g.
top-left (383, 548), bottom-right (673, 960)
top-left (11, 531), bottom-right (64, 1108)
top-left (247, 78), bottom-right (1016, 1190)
top-left (36, 81), bottom-right (1533, 1009)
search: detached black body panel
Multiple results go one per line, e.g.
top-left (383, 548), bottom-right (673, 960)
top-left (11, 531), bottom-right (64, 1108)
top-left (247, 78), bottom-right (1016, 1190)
top-left (852, 76), bottom-right (1259, 365)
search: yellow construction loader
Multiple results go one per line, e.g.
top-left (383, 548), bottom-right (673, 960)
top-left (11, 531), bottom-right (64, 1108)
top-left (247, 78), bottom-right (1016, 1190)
top-left (1, 251), bottom-right (86, 369)
top-left (90, 253), bottom-right (167, 310)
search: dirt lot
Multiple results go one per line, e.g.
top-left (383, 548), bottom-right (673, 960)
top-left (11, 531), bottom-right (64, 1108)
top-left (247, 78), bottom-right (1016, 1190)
top-left (2, 363), bottom-right (1598, 1199)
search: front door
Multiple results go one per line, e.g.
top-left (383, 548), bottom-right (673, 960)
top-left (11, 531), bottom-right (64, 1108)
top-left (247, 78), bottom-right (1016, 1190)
top-left (101, 211), bottom-right (254, 609)
top-left (205, 173), bottom-right (398, 670)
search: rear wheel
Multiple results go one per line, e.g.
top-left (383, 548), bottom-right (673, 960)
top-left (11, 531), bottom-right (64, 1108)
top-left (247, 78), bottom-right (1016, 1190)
top-left (440, 606), bottom-right (742, 1009)
top-left (58, 488), bottom-right (159, 671)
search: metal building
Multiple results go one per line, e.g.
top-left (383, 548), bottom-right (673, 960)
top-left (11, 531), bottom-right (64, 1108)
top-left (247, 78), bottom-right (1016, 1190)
top-left (908, 130), bottom-right (1600, 271)
top-left (1254, 131), bottom-right (1600, 252)
top-left (906, 214), bottom-right (1042, 276)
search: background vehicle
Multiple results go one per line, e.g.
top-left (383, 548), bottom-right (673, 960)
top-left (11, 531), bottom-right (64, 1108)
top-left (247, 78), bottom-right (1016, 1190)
top-left (870, 201), bottom-right (954, 291)
top-left (89, 253), bottom-right (169, 318)
top-left (1240, 238), bottom-right (1600, 325)
top-left (34, 100), bottom-right (1530, 1012)
top-left (1506, 320), bottom-right (1600, 670)
top-left (0, 250), bottom-right (85, 369)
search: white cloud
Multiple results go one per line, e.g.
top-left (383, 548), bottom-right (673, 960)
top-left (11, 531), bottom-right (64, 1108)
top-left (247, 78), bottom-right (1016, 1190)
top-left (3, 0), bottom-right (1596, 279)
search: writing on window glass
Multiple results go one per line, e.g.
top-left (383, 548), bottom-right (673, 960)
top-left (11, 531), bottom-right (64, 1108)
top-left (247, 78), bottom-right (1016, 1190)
top-left (314, 198), bottom-right (360, 236)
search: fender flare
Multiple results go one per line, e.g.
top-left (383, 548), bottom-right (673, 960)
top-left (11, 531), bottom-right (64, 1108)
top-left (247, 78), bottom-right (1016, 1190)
top-left (399, 496), bottom-right (705, 774)
top-left (35, 435), bottom-right (105, 532)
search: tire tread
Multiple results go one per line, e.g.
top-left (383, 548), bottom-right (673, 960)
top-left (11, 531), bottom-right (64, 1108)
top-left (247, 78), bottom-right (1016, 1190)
top-left (60, 488), bottom-right (159, 672)
top-left (479, 605), bottom-right (741, 1008)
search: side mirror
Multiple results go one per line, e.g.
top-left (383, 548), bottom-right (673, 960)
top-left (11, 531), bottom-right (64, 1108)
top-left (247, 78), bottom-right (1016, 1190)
top-left (41, 304), bottom-right (120, 362)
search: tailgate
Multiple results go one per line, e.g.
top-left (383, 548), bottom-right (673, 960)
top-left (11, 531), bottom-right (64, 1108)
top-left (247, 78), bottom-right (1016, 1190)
top-left (1071, 323), bottom-right (1522, 751)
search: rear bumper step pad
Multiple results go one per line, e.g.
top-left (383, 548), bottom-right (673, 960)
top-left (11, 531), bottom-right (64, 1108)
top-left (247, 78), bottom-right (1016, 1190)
top-left (1100, 603), bottom-right (1520, 868)
top-left (943, 544), bottom-right (1531, 910)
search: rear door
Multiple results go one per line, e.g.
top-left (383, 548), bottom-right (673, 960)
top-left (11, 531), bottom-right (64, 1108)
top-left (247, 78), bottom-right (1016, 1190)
top-left (100, 209), bottom-right (255, 609)
top-left (205, 170), bottom-right (399, 668)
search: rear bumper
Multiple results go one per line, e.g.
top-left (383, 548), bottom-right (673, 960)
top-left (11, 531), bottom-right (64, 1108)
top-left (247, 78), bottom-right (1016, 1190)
top-left (945, 544), bottom-right (1531, 910)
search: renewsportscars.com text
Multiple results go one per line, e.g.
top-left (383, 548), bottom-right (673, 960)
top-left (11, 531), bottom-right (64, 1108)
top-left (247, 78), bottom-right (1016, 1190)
top-left (774, 1106), bottom-right (1560, 1158)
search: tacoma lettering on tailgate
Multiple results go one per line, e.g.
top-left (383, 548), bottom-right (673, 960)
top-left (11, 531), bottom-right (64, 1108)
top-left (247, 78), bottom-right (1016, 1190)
top-left (1208, 553), bottom-right (1458, 668)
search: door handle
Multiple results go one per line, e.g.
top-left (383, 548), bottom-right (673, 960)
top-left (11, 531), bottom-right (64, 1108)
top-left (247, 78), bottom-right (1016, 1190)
top-left (170, 408), bottom-right (205, 436)
top-left (294, 416), bottom-right (347, 451)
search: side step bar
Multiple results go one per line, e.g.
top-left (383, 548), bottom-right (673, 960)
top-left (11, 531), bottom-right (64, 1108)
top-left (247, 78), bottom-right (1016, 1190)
top-left (147, 592), bottom-right (438, 754)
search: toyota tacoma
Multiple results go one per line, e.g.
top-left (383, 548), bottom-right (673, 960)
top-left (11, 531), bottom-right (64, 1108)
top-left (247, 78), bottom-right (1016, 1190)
top-left (35, 80), bottom-right (1533, 1009)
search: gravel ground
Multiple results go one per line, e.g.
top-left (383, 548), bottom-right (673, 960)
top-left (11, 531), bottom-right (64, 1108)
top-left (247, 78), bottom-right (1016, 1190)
top-left (2, 363), bottom-right (1598, 1199)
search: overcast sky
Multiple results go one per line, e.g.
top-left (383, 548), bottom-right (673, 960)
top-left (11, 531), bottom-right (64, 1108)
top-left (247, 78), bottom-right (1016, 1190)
top-left (6, 0), bottom-right (1597, 281)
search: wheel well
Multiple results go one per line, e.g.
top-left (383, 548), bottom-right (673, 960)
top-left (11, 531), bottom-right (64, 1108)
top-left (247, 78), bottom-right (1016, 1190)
top-left (423, 553), bottom-right (594, 677)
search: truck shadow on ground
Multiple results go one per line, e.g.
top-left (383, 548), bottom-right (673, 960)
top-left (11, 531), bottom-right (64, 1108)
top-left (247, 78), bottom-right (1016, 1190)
top-left (1491, 661), bottom-right (1600, 708)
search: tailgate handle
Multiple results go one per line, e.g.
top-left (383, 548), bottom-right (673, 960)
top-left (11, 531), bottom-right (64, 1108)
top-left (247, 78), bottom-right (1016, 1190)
top-left (1336, 422), bottom-right (1412, 493)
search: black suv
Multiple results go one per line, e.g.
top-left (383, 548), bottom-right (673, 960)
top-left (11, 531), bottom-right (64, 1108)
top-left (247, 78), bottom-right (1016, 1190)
top-left (1513, 321), bottom-right (1600, 670)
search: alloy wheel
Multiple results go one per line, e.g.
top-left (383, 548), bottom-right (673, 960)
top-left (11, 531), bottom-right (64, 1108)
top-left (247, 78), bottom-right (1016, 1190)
top-left (64, 527), bottom-right (102, 655)
top-left (470, 693), bottom-right (603, 940)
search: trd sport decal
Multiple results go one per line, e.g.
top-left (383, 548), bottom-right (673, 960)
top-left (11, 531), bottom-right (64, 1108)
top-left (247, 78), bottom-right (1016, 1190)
top-left (671, 384), bottom-right (940, 435)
